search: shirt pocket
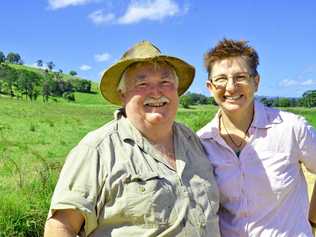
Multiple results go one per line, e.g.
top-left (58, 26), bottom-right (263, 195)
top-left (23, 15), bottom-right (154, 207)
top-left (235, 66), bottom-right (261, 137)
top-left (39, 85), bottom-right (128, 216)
top-left (256, 151), bottom-right (297, 197)
top-left (189, 172), bottom-right (220, 220)
top-left (123, 172), bottom-right (176, 226)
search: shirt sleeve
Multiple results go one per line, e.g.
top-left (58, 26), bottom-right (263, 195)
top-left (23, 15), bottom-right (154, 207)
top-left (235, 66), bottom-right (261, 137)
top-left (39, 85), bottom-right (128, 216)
top-left (48, 143), bottom-right (107, 235)
top-left (296, 116), bottom-right (316, 173)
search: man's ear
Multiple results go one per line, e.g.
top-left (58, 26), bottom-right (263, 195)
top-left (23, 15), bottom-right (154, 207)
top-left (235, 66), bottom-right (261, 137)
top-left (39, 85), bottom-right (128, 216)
top-left (118, 90), bottom-right (126, 103)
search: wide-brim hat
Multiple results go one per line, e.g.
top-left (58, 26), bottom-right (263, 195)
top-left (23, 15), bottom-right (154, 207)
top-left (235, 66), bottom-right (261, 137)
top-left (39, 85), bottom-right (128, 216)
top-left (100, 40), bottom-right (195, 105)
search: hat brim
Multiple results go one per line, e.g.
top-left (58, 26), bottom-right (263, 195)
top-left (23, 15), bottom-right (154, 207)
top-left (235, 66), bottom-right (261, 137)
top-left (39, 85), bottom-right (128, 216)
top-left (100, 55), bottom-right (195, 105)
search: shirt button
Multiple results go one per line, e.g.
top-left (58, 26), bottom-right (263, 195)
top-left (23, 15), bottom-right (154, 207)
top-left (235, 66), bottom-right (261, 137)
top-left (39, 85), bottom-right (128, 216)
top-left (181, 218), bottom-right (186, 227)
top-left (199, 222), bottom-right (206, 228)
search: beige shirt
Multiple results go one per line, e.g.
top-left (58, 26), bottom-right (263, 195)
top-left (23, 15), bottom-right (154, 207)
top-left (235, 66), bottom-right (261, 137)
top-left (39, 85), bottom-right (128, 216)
top-left (48, 109), bottom-right (220, 237)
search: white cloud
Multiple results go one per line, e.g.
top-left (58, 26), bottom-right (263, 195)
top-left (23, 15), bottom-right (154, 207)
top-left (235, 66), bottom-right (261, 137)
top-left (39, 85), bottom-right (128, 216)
top-left (94, 52), bottom-right (111, 62)
top-left (80, 64), bottom-right (92, 71)
top-left (88, 0), bottom-right (187, 25)
top-left (279, 79), bottom-right (316, 87)
top-left (301, 79), bottom-right (316, 86)
top-left (118, 0), bottom-right (180, 24)
top-left (279, 79), bottom-right (299, 87)
top-left (89, 10), bottom-right (115, 24)
top-left (48, 0), bottom-right (93, 10)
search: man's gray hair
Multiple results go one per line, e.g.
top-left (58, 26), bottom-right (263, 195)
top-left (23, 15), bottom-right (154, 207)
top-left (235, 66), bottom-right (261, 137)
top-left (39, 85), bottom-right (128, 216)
top-left (117, 61), bottom-right (179, 93)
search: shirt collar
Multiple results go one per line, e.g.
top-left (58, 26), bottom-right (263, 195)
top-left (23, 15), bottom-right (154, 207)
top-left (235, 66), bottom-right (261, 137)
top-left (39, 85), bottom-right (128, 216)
top-left (197, 101), bottom-right (283, 140)
top-left (252, 101), bottom-right (282, 128)
top-left (115, 109), bottom-right (193, 154)
top-left (115, 108), bottom-right (145, 149)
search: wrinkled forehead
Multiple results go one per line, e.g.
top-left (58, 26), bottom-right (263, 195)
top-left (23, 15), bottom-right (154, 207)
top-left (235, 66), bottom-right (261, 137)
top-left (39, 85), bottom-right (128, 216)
top-left (125, 61), bottom-right (175, 79)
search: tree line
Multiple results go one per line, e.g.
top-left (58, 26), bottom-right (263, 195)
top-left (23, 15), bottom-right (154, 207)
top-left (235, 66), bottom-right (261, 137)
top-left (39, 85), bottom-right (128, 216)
top-left (180, 91), bottom-right (316, 108)
top-left (0, 50), bottom-right (92, 102)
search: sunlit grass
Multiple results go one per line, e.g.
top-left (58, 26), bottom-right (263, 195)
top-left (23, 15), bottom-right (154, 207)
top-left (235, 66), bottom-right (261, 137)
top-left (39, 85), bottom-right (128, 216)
top-left (0, 95), bottom-right (315, 236)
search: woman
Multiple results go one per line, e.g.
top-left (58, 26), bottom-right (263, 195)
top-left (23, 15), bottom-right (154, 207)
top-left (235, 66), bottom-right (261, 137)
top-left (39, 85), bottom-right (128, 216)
top-left (197, 39), bottom-right (316, 236)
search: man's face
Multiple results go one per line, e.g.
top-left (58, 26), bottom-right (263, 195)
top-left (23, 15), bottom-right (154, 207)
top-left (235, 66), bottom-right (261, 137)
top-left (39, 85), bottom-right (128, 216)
top-left (120, 62), bottom-right (179, 129)
top-left (207, 57), bottom-right (260, 115)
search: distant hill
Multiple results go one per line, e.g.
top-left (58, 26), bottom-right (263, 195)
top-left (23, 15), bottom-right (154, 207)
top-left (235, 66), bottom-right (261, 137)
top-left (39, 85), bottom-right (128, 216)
top-left (7, 63), bottom-right (99, 89)
top-left (0, 62), bottom-right (99, 101)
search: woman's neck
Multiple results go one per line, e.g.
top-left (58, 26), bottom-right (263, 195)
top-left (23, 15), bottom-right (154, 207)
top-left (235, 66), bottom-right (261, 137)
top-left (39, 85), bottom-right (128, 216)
top-left (221, 103), bottom-right (254, 132)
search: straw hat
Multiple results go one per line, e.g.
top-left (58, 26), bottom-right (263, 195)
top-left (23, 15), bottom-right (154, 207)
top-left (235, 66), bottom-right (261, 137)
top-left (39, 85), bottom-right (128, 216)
top-left (100, 40), bottom-right (195, 105)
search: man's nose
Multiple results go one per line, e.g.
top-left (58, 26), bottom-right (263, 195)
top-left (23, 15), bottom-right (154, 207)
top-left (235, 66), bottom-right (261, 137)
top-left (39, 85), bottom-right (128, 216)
top-left (148, 84), bottom-right (162, 96)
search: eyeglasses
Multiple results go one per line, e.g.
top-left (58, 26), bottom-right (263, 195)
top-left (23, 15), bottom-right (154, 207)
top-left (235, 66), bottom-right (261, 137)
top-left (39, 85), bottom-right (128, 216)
top-left (209, 72), bottom-right (254, 88)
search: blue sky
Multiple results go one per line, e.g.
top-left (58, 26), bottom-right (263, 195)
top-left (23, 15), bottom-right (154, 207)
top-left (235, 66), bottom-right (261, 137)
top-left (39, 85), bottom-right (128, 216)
top-left (1, 0), bottom-right (316, 97)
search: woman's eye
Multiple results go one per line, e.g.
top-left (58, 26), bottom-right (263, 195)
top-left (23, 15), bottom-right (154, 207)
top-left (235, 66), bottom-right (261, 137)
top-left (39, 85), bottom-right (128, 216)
top-left (214, 77), bottom-right (227, 83)
top-left (235, 75), bottom-right (247, 81)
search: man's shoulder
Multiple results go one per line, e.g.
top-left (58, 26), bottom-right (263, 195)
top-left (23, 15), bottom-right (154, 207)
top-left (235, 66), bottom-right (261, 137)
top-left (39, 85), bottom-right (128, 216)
top-left (78, 119), bottom-right (119, 148)
top-left (174, 122), bottom-right (196, 138)
top-left (174, 122), bottom-right (203, 147)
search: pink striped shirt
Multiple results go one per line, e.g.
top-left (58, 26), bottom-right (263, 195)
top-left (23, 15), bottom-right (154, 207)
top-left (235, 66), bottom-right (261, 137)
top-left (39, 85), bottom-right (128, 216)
top-left (197, 102), bottom-right (316, 237)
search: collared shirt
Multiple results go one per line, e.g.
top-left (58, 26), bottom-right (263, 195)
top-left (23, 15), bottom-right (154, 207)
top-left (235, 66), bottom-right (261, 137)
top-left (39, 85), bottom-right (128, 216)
top-left (197, 101), bottom-right (316, 237)
top-left (48, 109), bottom-right (220, 237)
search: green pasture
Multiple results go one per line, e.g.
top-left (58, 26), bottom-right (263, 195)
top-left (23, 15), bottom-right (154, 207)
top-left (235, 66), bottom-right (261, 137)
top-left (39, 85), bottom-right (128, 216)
top-left (0, 93), bottom-right (315, 236)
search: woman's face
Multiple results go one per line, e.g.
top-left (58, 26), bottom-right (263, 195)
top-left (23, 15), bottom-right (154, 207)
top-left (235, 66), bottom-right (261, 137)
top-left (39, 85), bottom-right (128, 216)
top-left (207, 57), bottom-right (260, 116)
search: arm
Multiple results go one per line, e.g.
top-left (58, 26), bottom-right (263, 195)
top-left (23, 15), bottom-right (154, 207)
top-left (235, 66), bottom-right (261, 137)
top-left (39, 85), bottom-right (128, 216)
top-left (44, 209), bottom-right (85, 237)
top-left (310, 182), bottom-right (316, 235)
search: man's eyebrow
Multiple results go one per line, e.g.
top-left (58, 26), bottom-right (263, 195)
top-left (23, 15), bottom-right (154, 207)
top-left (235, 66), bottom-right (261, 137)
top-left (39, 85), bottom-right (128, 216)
top-left (135, 74), bottom-right (147, 81)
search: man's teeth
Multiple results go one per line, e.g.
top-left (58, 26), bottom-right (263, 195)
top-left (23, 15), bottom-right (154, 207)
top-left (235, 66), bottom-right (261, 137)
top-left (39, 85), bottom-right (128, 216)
top-left (145, 102), bottom-right (166, 107)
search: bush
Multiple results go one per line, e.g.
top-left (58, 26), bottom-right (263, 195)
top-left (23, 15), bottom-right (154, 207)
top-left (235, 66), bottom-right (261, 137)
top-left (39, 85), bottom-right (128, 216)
top-left (62, 92), bottom-right (75, 102)
top-left (180, 95), bottom-right (193, 108)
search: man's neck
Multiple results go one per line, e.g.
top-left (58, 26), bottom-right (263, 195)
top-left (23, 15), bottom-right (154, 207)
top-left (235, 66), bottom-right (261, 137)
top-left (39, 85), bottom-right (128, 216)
top-left (127, 119), bottom-right (176, 169)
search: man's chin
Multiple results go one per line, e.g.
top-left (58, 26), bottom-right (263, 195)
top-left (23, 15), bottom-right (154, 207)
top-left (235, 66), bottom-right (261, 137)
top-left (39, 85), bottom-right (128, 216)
top-left (145, 113), bottom-right (167, 124)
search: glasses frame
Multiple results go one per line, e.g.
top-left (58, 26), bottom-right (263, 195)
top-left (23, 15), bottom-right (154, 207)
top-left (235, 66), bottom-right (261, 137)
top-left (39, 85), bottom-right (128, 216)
top-left (209, 72), bottom-right (255, 88)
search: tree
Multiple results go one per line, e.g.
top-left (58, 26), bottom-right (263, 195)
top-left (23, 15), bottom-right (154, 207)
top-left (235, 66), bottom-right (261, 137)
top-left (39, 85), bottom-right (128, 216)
top-left (42, 80), bottom-right (50, 103)
top-left (69, 70), bottom-right (77, 76)
top-left (260, 97), bottom-right (274, 107)
top-left (0, 51), bottom-right (5, 63)
top-left (0, 63), bottom-right (17, 96)
top-left (6, 52), bottom-right (21, 64)
top-left (15, 69), bottom-right (41, 100)
top-left (47, 61), bottom-right (55, 71)
top-left (69, 78), bottom-right (91, 93)
top-left (180, 95), bottom-right (193, 108)
top-left (302, 90), bottom-right (316, 107)
top-left (36, 59), bottom-right (43, 67)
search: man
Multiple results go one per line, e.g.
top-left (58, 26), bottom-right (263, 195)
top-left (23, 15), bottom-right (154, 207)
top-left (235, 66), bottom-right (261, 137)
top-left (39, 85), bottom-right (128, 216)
top-left (44, 41), bottom-right (220, 237)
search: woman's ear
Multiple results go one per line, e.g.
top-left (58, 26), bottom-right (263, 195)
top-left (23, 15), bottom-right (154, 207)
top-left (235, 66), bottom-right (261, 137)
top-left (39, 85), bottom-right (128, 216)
top-left (206, 80), bottom-right (214, 93)
top-left (254, 75), bottom-right (260, 92)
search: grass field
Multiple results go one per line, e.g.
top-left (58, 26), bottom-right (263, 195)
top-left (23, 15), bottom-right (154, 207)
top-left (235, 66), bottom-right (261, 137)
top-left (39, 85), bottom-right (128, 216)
top-left (0, 93), bottom-right (315, 236)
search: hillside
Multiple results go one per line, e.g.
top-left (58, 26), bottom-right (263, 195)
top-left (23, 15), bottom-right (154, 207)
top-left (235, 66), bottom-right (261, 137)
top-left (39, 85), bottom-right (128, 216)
top-left (7, 63), bottom-right (92, 83)
top-left (0, 62), bottom-right (98, 102)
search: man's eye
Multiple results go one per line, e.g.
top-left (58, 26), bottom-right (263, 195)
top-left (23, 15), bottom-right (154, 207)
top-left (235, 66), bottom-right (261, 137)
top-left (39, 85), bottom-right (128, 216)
top-left (162, 80), bottom-right (172, 85)
top-left (137, 83), bottom-right (147, 87)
